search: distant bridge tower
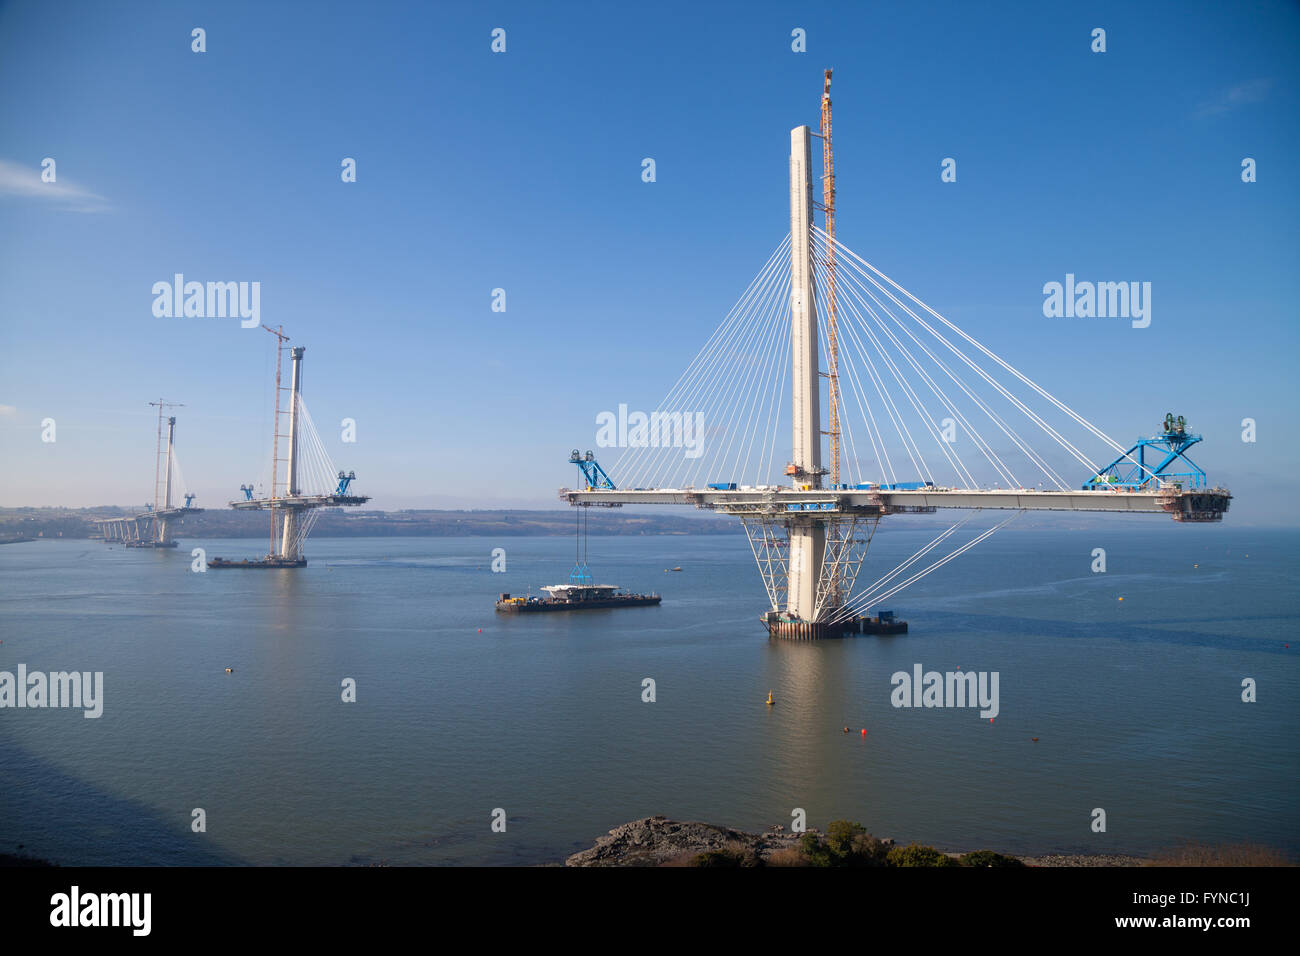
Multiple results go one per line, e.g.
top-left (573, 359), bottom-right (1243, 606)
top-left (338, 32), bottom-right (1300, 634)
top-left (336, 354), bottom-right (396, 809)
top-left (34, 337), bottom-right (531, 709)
top-left (156, 415), bottom-right (177, 544)
top-left (96, 403), bottom-right (202, 548)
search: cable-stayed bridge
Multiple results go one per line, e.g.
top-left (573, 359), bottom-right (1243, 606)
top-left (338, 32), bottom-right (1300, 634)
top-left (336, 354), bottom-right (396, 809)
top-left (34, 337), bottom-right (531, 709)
top-left (209, 326), bottom-right (369, 567)
top-left (97, 400), bottom-right (203, 547)
top-left (562, 72), bottom-right (1230, 639)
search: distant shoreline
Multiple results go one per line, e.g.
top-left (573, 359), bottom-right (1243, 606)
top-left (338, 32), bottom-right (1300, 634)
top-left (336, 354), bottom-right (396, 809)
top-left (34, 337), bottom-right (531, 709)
top-left (0, 507), bottom-right (741, 541)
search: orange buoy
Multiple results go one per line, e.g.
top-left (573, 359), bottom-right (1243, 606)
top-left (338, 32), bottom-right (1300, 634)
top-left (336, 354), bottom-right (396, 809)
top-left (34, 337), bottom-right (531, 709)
top-left (477, 628), bottom-right (481, 633)
top-left (843, 727), bottom-right (850, 733)
top-left (860, 728), bottom-right (866, 736)
top-left (1031, 737), bottom-right (1039, 742)
top-left (1118, 597), bottom-right (1124, 601)
top-left (989, 718), bottom-right (994, 724)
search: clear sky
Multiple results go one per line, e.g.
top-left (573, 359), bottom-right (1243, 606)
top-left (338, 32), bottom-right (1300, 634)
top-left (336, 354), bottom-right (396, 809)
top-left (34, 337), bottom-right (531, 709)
top-left (1, 0), bottom-right (1296, 524)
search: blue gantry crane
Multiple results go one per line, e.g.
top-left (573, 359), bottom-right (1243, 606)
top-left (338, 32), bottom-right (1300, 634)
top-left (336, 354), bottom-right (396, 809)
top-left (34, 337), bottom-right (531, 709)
top-left (1083, 413), bottom-right (1209, 491)
top-left (569, 449), bottom-right (617, 490)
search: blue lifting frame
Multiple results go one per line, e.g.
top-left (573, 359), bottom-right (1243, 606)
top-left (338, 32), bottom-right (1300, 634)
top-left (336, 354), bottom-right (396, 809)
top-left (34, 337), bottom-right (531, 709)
top-left (569, 449), bottom-right (616, 490)
top-left (1083, 413), bottom-right (1208, 491)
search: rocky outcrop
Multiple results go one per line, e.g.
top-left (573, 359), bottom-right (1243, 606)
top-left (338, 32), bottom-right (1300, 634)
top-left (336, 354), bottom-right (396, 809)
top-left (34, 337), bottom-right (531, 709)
top-left (565, 816), bottom-right (802, 867)
top-left (565, 816), bottom-right (1150, 867)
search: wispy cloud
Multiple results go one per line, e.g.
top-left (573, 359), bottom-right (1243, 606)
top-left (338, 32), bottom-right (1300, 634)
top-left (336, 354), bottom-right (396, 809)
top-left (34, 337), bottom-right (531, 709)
top-left (0, 405), bottom-right (17, 417)
top-left (1195, 79), bottom-right (1273, 118)
top-left (0, 158), bottom-right (111, 212)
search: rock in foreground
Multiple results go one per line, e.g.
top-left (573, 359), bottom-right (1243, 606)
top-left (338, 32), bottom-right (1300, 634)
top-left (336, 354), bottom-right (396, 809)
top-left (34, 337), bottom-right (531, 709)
top-left (566, 816), bottom-right (800, 867)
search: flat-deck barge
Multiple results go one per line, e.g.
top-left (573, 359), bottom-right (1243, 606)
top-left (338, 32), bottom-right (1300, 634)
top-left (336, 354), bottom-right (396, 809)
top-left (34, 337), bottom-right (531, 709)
top-left (207, 556), bottom-right (308, 569)
top-left (496, 583), bottom-right (661, 613)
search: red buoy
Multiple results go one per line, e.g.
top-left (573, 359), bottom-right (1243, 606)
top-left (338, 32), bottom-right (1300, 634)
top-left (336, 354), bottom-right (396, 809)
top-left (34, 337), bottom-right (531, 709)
top-left (860, 728), bottom-right (866, 736)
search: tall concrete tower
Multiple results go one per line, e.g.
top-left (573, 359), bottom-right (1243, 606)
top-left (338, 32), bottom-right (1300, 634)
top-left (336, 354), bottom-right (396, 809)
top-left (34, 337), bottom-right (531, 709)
top-left (157, 416), bottom-right (176, 543)
top-left (787, 125), bottom-right (825, 621)
top-left (279, 346), bottom-right (305, 558)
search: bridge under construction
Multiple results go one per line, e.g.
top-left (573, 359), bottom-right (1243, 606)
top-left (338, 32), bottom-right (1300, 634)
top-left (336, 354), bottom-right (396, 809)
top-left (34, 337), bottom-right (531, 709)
top-left (562, 70), bottom-right (1231, 639)
top-left (97, 399), bottom-right (203, 547)
top-left (208, 325), bottom-right (369, 568)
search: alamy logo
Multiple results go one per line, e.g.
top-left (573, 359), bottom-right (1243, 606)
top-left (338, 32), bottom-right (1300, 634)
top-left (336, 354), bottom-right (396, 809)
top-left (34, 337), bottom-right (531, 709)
top-left (0, 665), bottom-right (103, 718)
top-left (596, 404), bottom-right (705, 459)
top-left (891, 664), bottom-right (999, 719)
top-left (152, 274), bottom-right (260, 328)
top-left (1042, 274), bottom-right (1151, 328)
top-left (50, 886), bottom-right (150, 936)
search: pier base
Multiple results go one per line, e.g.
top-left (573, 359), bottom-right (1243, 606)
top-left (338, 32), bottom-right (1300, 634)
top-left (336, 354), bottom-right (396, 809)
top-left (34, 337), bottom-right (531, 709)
top-left (762, 610), bottom-right (907, 639)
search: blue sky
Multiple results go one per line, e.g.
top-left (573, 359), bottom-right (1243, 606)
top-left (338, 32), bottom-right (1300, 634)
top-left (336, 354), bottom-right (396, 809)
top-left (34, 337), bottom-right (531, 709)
top-left (0, 0), bottom-right (1296, 524)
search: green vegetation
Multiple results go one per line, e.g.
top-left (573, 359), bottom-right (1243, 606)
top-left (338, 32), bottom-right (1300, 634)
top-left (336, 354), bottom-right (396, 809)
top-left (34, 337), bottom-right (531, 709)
top-left (678, 821), bottom-right (985, 868)
top-left (958, 849), bottom-right (1026, 868)
top-left (689, 846), bottom-right (761, 867)
top-left (797, 820), bottom-right (892, 867)
top-left (885, 842), bottom-right (959, 867)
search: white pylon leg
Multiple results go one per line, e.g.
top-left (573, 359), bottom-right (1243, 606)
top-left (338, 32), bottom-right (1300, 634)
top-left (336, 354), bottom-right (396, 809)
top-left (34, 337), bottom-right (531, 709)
top-left (787, 125), bottom-right (824, 621)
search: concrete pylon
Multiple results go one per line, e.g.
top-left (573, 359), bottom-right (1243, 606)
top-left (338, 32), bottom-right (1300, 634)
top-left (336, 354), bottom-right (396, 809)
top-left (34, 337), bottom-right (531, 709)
top-left (279, 347), bottom-right (305, 558)
top-left (788, 125), bottom-right (824, 621)
top-left (157, 416), bottom-right (176, 544)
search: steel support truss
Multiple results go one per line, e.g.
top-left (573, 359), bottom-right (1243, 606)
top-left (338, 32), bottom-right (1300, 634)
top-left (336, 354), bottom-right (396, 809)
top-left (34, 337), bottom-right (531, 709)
top-left (740, 512), bottom-right (879, 620)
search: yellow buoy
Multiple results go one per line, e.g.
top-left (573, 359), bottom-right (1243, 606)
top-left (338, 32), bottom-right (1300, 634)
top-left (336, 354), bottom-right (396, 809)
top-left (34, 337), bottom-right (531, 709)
top-left (766, 691), bottom-right (775, 706)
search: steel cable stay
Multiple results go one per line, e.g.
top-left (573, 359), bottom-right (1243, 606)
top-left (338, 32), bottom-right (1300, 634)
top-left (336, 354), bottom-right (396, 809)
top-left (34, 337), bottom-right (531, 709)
top-left (817, 228), bottom-right (1136, 479)
top-left (292, 395), bottom-right (339, 497)
top-left (855, 510), bottom-right (1026, 611)
top-left (821, 275), bottom-right (943, 487)
top-left (830, 509), bottom-right (1025, 624)
top-left (819, 255), bottom-right (965, 487)
top-left (681, 253), bottom-right (789, 489)
top-left (834, 255), bottom-right (1068, 489)
top-left (729, 270), bottom-right (791, 484)
top-left (827, 230), bottom-right (1128, 459)
top-left (825, 511), bottom-right (979, 624)
top-left (662, 245), bottom-right (788, 487)
top-left (830, 260), bottom-right (1008, 489)
top-left (823, 273), bottom-right (894, 485)
top-left (699, 261), bottom-right (789, 488)
top-left (812, 270), bottom-right (864, 485)
top-left (826, 233), bottom-right (1083, 484)
top-left (638, 240), bottom-right (790, 490)
top-left (612, 235), bottom-right (790, 485)
top-left (615, 236), bottom-right (791, 490)
top-left (834, 287), bottom-right (918, 482)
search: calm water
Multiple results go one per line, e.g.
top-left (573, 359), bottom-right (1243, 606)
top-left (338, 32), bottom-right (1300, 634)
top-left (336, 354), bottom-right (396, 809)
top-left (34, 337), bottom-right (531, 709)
top-left (1, 526), bottom-right (1297, 865)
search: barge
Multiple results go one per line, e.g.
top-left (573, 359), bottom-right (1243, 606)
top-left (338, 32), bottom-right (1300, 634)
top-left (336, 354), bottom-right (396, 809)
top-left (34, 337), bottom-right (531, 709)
top-left (496, 583), bottom-right (661, 613)
top-left (207, 556), bottom-right (308, 569)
